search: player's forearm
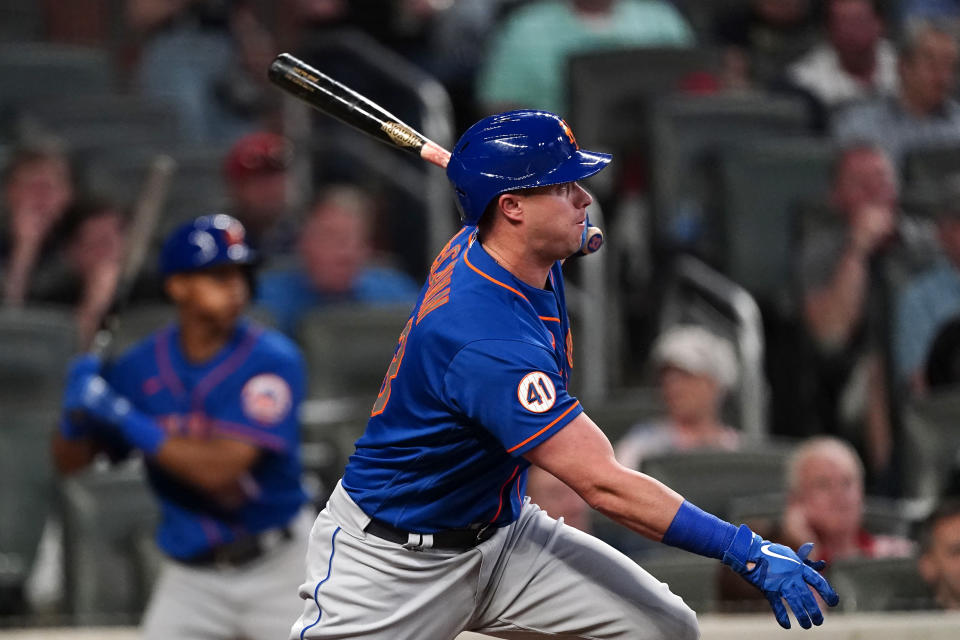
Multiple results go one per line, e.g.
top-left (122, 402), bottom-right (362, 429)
top-left (584, 468), bottom-right (685, 541)
top-left (153, 437), bottom-right (259, 494)
top-left (525, 413), bottom-right (685, 540)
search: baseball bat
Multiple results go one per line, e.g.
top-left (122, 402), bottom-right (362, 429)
top-left (89, 154), bottom-right (177, 357)
top-left (267, 53), bottom-right (603, 254)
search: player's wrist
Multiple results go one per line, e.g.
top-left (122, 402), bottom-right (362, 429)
top-left (661, 500), bottom-right (738, 560)
top-left (59, 416), bottom-right (88, 441)
top-left (720, 523), bottom-right (761, 573)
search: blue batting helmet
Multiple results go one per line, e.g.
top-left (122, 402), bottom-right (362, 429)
top-left (446, 110), bottom-right (611, 226)
top-left (159, 214), bottom-right (257, 277)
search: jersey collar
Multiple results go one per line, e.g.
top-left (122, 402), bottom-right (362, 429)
top-left (465, 237), bottom-right (561, 317)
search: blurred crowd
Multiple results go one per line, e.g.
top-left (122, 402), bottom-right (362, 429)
top-left (6, 0), bottom-right (960, 626)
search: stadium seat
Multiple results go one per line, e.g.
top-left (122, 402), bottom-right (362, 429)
top-left (0, 411), bottom-right (58, 614)
top-left (59, 463), bottom-right (160, 625)
top-left (0, 44), bottom-right (115, 120)
top-left (903, 144), bottom-right (960, 199)
top-left (295, 304), bottom-right (413, 400)
top-left (639, 446), bottom-right (794, 520)
top-left (14, 94), bottom-right (182, 156)
top-left (901, 389), bottom-right (960, 500)
top-left (827, 556), bottom-right (932, 612)
top-left (566, 46), bottom-right (719, 154)
top-left (0, 0), bottom-right (43, 42)
top-left (716, 137), bottom-right (835, 303)
top-left (84, 144), bottom-right (229, 227)
top-left (300, 396), bottom-right (372, 506)
top-left (0, 306), bottom-right (76, 412)
top-left (647, 93), bottom-right (812, 255)
top-left (0, 307), bottom-right (76, 607)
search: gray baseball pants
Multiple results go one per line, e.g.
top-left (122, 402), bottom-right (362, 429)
top-left (290, 482), bottom-right (699, 640)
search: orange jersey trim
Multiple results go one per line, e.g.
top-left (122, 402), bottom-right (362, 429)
top-left (506, 401), bottom-right (581, 453)
top-left (538, 316), bottom-right (560, 323)
top-left (463, 250), bottom-right (530, 303)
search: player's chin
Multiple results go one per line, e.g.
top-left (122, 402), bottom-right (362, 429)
top-left (206, 306), bottom-right (244, 330)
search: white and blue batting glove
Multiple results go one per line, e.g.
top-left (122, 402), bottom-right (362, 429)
top-left (63, 373), bottom-right (167, 455)
top-left (722, 524), bottom-right (839, 629)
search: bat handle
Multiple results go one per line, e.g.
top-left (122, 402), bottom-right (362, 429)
top-left (89, 327), bottom-right (114, 358)
top-left (420, 140), bottom-right (451, 169)
top-left (581, 225), bottom-right (604, 255)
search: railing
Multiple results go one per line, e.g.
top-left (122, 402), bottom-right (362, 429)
top-left (566, 197), bottom-right (610, 403)
top-left (660, 255), bottom-right (768, 440)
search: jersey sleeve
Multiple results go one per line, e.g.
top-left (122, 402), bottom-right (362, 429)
top-left (208, 342), bottom-right (306, 454)
top-left (442, 339), bottom-right (582, 457)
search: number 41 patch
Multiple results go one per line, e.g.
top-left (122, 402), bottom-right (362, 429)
top-left (517, 372), bottom-right (556, 413)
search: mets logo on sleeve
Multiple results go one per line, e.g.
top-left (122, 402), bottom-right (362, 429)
top-left (517, 372), bottom-right (556, 413)
top-left (242, 374), bottom-right (292, 425)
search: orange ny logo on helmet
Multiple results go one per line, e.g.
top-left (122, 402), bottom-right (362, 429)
top-left (223, 221), bottom-right (246, 247)
top-left (559, 119), bottom-right (578, 149)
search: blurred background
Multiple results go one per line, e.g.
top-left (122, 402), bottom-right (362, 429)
top-left (5, 0), bottom-right (960, 635)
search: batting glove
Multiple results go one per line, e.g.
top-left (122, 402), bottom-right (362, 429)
top-left (60, 354), bottom-right (105, 439)
top-left (722, 524), bottom-right (839, 629)
top-left (63, 373), bottom-right (167, 455)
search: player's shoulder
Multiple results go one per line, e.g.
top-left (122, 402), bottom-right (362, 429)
top-left (247, 321), bottom-right (306, 369)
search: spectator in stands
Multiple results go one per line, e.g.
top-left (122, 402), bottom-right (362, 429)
top-left (895, 174), bottom-right (960, 395)
top-left (128, 0), bottom-right (277, 143)
top-left (224, 131), bottom-right (297, 260)
top-left (832, 21), bottom-right (960, 167)
top-left (256, 185), bottom-right (419, 336)
top-left (526, 465), bottom-right (593, 533)
top-left (786, 0), bottom-right (899, 114)
top-left (781, 436), bottom-right (914, 563)
top-left (797, 144), bottom-right (902, 489)
top-left (918, 498), bottom-right (960, 609)
top-left (712, 0), bottom-right (819, 89)
top-left (476, 0), bottom-right (694, 115)
top-left (1, 139), bottom-right (75, 307)
top-left (614, 324), bottom-right (740, 471)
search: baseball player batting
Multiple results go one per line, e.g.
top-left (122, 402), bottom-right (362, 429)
top-left (290, 110), bottom-right (839, 639)
top-left (53, 214), bottom-right (313, 640)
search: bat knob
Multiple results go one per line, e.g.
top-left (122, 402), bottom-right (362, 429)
top-left (581, 226), bottom-right (604, 255)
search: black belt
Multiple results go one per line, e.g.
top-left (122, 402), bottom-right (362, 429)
top-left (364, 518), bottom-right (497, 551)
top-left (179, 525), bottom-right (293, 568)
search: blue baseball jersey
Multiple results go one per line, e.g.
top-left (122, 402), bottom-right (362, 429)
top-left (100, 319), bottom-right (307, 560)
top-left (342, 227), bottom-right (582, 532)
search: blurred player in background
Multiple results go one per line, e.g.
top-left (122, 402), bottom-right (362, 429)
top-left (290, 110), bottom-right (838, 639)
top-left (53, 214), bottom-right (311, 640)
